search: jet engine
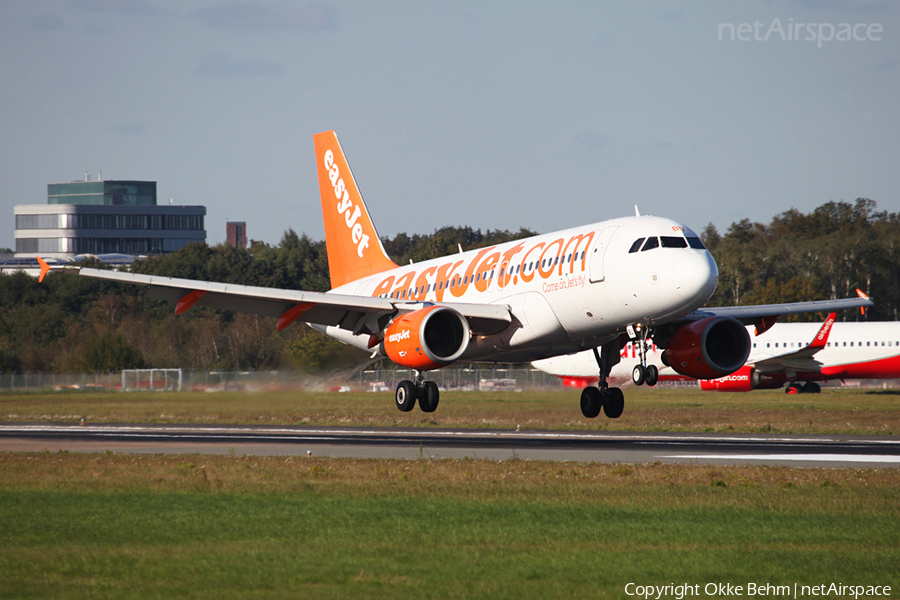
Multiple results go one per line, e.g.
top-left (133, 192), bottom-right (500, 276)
top-left (383, 306), bottom-right (470, 370)
top-left (660, 316), bottom-right (751, 380)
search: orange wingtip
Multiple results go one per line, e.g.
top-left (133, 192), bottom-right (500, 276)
top-left (856, 289), bottom-right (869, 315)
top-left (37, 256), bottom-right (51, 283)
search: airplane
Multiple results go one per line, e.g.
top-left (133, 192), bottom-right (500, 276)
top-left (37, 130), bottom-right (872, 419)
top-left (533, 312), bottom-right (900, 394)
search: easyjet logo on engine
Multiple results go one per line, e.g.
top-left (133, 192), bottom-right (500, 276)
top-left (388, 329), bottom-right (411, 343)
top-left (324, 149), bottom-right (370, 258)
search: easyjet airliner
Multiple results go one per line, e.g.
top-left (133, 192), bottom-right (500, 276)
top-left (38, 131), bottom-right (872, 418)
top-left (534, 312), bottom-right (900, 393)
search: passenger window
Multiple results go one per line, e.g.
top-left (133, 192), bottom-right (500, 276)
top-left (641, 237), bottom-right (659, 251)
top-left (686, 236), bottom-right (705, 249)
top-left (629, 238), bottom-right (645, 253)
top-left (661, 236), bottom-right (688, 248)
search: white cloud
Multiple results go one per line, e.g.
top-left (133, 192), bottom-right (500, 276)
top-left (194, 1), bottom-right (339, 32)
top-left (195, 53), bottom-right (285, 76)
top-left (71, 0), bottom-right (162, 17)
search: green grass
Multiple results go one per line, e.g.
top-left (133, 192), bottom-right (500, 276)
top-left (1, 387), bottom-right (898, 434)
top-left (1, 454), bottom-right (898, 599)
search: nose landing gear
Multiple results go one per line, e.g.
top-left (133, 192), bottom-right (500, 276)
top-left (630, 325), bottom-right (658, 387)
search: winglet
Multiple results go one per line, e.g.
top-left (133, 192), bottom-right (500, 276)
top-left (37, 256), bottom-right (51, 283)
top-left (314, 131), bottom-right (399, 289)
top-left (856, 289), bottom-right (869, 315)
top-left (808, 312), bottom-right (836, 350)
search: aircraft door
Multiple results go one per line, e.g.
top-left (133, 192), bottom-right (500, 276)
top-left (588, 226), bottom-right (618, 283)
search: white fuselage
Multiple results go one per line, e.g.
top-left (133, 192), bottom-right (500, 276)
top-left (321, 215), bottom-right (718, 364)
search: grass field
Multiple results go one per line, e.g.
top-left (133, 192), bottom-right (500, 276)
top-left (2, 388), bottom-right (897, 598)
top-left (1, 453), bottom-right (898, 599)
top-left (2, 387), bottom-right (898, 435)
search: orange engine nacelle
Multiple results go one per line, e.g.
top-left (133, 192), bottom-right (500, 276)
top-left (661, 316), bottom-right (751, 380)
top-left (382, 306), bottom-right (470, 370)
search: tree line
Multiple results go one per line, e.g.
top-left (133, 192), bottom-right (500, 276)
top-left (0, 226), bottom-right (535, 373)
top-left (0, 199), bottom-right (895, 373)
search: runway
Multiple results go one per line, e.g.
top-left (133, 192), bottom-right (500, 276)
top-left (1, 423), bottom-right (898, 467)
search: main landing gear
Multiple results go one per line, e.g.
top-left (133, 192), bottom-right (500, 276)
top-left (395, 372), bottom-right (440, 413)
top-left (580, 342), bottom-right (626, 419)
top-left (785, 381), bottom-right (821, 395)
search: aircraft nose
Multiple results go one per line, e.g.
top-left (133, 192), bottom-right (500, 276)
top-left (672, 252), bottom-right (718, 305)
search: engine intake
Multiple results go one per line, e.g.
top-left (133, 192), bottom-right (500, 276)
top-left (661, 316), bottom-right (751, 380)
top-left (383, 306), bottom-right (470, 370)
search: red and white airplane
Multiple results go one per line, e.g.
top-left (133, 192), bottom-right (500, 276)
top-left (38, 131), bottom-right (872, 418)
top-left (533, 312), bottom-right (900, 394)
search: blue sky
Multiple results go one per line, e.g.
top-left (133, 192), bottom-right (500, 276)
top-left (1, 1), bottom-right (898, 250)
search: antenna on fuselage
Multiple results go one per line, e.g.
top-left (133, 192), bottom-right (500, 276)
top-left (634, 205), bottom-right (641, 217)
top-left (458, 243), bottom-right (464, 254)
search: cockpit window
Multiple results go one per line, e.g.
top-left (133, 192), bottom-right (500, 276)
top-left (660, 236), bottom-right (687, 248)
top-left (686, 236), bottom-right (705, 249)
top-left (641, 237), bottom-right (659, 251)
top-left (628, 238), bottom-right (645, 253)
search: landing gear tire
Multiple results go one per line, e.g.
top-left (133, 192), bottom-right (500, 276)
top-left (802, 381), bottom-right (821, 394)
top-left (396, 380), bottom-right (417, 412)
top-left (419, 381), bottom-right (440, 413)
top-left (604, 388), bottom-right (625, 419)
top-left (632, 365), bottom-right (645, 386)
top-left (580, 386), bottom-right (603, 418)
top-left (645, 365), bottom-right (659, 387)
top-left (785, 384), bottom-right (801, 395)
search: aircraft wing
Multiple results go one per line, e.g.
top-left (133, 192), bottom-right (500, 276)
top-left (746, 313), bottom-right (836, 374)
top-left (689, 295), bottom-right (872, 335)
top-left (57, 266), bottom-right (511, 336)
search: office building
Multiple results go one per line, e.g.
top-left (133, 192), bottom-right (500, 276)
top-left (14, 177), bottom-right (206, 259)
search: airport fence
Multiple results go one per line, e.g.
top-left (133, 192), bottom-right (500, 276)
top-left (3, 368), bottom-right (896, 393)
top-left (0, 365), bottom-right (570, 393)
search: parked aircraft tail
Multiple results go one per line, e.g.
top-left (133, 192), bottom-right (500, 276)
top-left (314, 130), bottom-right (398, 288)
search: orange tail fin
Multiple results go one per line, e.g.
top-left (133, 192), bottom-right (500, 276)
top-left (314, 131), bottom-right (398, 289)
